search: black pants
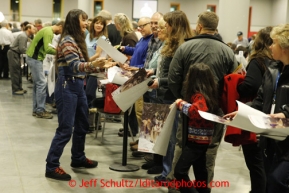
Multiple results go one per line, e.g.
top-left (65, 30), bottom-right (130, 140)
top-left (242, 142), bottom-right (266, 193)
top-left (7, 50), bottom-right (22, 92)
top-left (0, 45), bottom-right (10, 78)
top-left (174, 143), bottom-right (210, 193)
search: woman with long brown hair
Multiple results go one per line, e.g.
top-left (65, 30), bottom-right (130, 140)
top-left (85, 16), bottom-right (108, 60)
top-left (45, 9), bottom-right (107, 181)
top-left (148, 10), bottom-right (193, 183)
top-left (236, 26), bottom-right (274, 193)
top-left (85, 16), bottom-right (109, 130)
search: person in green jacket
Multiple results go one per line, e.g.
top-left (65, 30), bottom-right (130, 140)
top-left (26, 21), bottom-right (63, 119)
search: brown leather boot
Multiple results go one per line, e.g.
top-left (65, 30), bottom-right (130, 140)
top-left (129, 139), bottom-right (139, 146)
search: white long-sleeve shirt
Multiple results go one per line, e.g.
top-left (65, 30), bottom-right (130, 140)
top-left (0, 27), bottom-right (13, 45)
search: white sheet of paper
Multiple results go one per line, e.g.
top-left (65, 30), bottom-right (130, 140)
top-left (152, 103), bottom-right (177, 156)
top-left (107, 66), bottom-right (129, 85)
top-left (138, 138), bottom-right (155, 153)
top-left (97, 38), bottom-right (127, 64)
top-left (248, 115), bottom-right (289, 136)
top-left (112, 78), bottom-right (151, 112)
top-left (47, 58), bottom-right (55, 97)
top-left (199, 101), bottom-right (287, 140)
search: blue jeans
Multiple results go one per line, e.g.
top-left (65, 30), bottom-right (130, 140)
top-left (46, 76), bottom-right (89, 172)
top-left (161, 111), bottom-right (179, 177)
top-left (26, 56), bottom-right (47, 113)
top-left (267, 156), bottom-right (289, 193)
top-left (85, 76), bottom-right (98, 108)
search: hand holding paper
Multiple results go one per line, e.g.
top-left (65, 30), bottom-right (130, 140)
top-left (199, 100), bottom-right (289, 140)
top-left (223, 111), bottom-right (237, 120)
top-left (91, 58), bottom-right (106, 68)
top-left (270, 113), bottom-right (286, 119)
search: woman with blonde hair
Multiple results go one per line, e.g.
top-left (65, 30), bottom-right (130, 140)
top-left (114, 13), bottom-right (139, 137)
top-left (114, 13), bottom-right (138, 47)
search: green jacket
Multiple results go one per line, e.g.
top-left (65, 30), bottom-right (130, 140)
top-left (26, 27), bottom-right (56, 61)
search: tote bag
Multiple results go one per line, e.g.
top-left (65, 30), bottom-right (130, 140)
top-left (104, 83), bottom-right (121, 114)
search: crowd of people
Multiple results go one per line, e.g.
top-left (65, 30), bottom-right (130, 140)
top-left (0, 7), bottom-right (289, 193)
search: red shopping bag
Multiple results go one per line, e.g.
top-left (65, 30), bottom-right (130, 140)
top-left (104, 83), bottom-right (121, 113)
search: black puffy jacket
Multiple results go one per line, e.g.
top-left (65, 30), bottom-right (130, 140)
top-left (252, 62), bottom-right (289, 161)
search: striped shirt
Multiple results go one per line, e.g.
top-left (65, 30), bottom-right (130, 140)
top-left (57, 35), bottom-right (97, 76)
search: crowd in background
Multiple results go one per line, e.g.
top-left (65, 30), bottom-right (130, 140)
top-left (0, 8), bottom-right (289, 193)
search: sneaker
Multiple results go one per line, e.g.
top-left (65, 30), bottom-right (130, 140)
top-left (20, 89), bottom-right (27, 93)
top-left (70, 158), bottom-right (98, 168)
top-left (141, 162), bottom-right (155, 170)
top-left (168, 180), bottom-right (180, 193)
top-left (32, 112), bottom-right (36, 116)
top-left (147, 165), bottom-right (163, 174)
top-left (13, 90), bottom-right (24, 95)
top-left (144, 153), bottom-right (153, 163)
top-left (35, 111), bottom-right (53, 119)
top-left (45, 167), bottom-right (71, 181)
top-left (154, 175), bottom-right (168, 186)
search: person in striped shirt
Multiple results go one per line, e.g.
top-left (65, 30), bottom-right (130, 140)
top-left (45, 9), bottom-right (108, 181)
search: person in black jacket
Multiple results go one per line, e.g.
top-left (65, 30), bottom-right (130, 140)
top-left (255, 24), bottom-right (289, 193)
top-left (225, 24), bottom-right (289, 193)
top-left (168, 11), bottom-right (238, 192)
top-left (236, 26), bottom-right (275, 193)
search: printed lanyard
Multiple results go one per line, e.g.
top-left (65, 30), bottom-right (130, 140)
top-left (273, 72), bottom-right (281, 103)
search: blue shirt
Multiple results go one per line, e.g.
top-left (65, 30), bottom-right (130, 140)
top-left (123, 34), bottom-right (153, 68)
top-left (85, 34), bottom-right (106, 57)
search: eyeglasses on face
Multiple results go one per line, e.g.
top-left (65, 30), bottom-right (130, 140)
top-left (138, 22), bottom-right (150, 29)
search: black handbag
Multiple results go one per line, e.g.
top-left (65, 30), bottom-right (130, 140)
top-left (91, 97), bottom-right (105, 109)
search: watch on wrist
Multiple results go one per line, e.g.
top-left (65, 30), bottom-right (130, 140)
top-left (90, 61), bottom-right (94, 68)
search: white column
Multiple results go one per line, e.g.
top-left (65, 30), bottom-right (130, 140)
top-left (218, 0), bottom-right (250, 43)
top-left (78, 0), bottom-right (93, 17)
top-left (271, 0), bottom-right (288, 25)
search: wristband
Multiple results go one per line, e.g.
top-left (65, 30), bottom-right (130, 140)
top-left (177, 100), bottom-right (183, 108)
